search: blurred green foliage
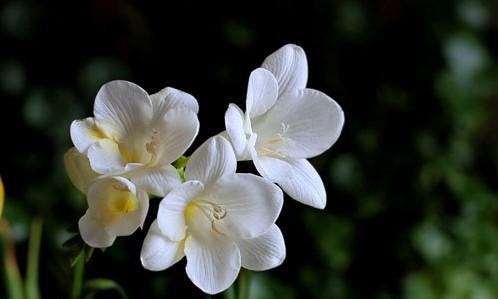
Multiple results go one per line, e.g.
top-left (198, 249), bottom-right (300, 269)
top-left (1, 0), bottom-right (498, 298)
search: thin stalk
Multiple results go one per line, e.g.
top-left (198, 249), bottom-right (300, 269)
top-left (223, 284), bottom-right (236, 299)
top-left (25, 217), bottom-right (42, 299)
top-left (0, 220), bottom-right (24, 299)
top-left (71, 250), bottom-right (85, 299)
top-left (237, 270), bottom-right (250, 299)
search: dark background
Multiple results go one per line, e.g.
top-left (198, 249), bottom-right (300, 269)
top-left (1, 0), bottom-right (498, 298)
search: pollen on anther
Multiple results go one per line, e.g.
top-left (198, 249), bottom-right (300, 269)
top-left (213, 205), bottom-right (227, 220)
top-left (146, 141), bottom-right (157, 155)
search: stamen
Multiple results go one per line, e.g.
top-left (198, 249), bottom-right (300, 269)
top-left (145, 128), bottom-right (160, 156)
top-left (213, 205), bottom-right (227, 220)
top-left (145, 141), bottom-right (157, 155)
top-left (257, 146), bottom-right (287, 158)
top-left (192, 200), bottom-right (227, 220)
top-left (256, 122), bottom-right (290, 158)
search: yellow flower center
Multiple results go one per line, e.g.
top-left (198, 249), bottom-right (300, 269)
top-left (118, 128), bottom-right (159, 164)
top-left (106, 184), bottom-right (139, 216)
top-left (185, 198), bottom-right (227, 235)
top-left (89, 124), bottom-right (107, 139)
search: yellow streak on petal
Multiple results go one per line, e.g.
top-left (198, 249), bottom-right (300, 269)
top-left (88, 123), bottom-right (107, 140)
top-left (184, 202), bottom-right (197, 220)
top-left (106, 185), bottom-right (139, 217)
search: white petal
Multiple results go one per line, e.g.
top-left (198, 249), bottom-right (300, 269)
top-left (64, 147), bottom-right (99, 193)
top-left (224, 104), bottom-right (247, 158)
top-left (185, 136), bottom-right (236, 188)
top-left (246, 68), bottom-right (279, 118)
top-left (87, 139), bottom-right (127, 174)
top-left (157, 181), bottom-right (204, 241)
top-left (254, 88), bottom-right (344, 159)
top-left (70, 117), bottom-right (107, 153)
top-left (236, 224), bottom-right (286, 271)
top-left (252, 155), bottom-right (326, 209)
top-left (86, 177), bottom-right (149, 237)
top-left (106, 189), bottom-right (149, 235)
top-left (261, 44), bottom-right (308, 95)
top-left (129, 164), bottom-right (181, 197)
top-left (141, 220), bottom-right (185, 271)
top-left (185, 235), bottom-right (241, 295)
top-left (78, 212), bottom-right (116, 248)
top-left (93, 80), bottom-right (153, 140)
top-left (150, 87), bottom-right (199, 118)
top-left (212, 173), bottom-right (283, 239)
top-left (154, 108), bottom-right (200, 164)
top-left (138, 190), bottom-right (150, 229)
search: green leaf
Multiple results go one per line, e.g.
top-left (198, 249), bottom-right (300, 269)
top-left (84, 278), bottom-right (128, 299)
top-left (71, 250), bottom-right (85, 299)
top-left (173, 156), bottom-right (189, 182)
top-left (85, 247), bottom-right (94, 262)
top-left (172, 156), bottom-right (188, 170)
top-left (63, 234), bottom-right (83, 250)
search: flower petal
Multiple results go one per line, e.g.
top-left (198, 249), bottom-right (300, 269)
top-left (129, 164), bottom-right (181, 197)
top-left (224, 104), bottom-right (247, 158)
top-left (236, 224), bottom-right (286, 271)
top-left (185, 136), bottom-right (236, 188)
top-left (86, 177), bottom-right (149, 237)
top-left (93, 80), bottom-right (153, 140)
top-left (64, 147), bottom-right (99, 193)
top-left (185, 235), bottom-right (241, 295)
top-left (78, 212), bottom-right (116, 248)
top-left (154, 108), bottom-right (200, 164)
top-left (261, 44), bottom-right (308, 95)
top-left (87, 139), bottom-right (127, 174)
top-left (246, 68), bottom-right (278, 118)
top-left (157, 181), bottom-right (204, 241)
top-left (106, 189), bottom-right (149, 235)
top-left (150, 87), bottom-right (199, 118)
top-left (252, 155), bottom-right (326, 209)
top-left (212, 173), bottom-right (283, 240)
top-left (141, 220), bottom-right (185, 271)
top-left (70, 117), bottom-right (107, 153)
top-left (254, 88), bottom-right (344, 159)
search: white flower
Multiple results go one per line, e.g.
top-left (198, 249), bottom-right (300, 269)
top-left (64, 147), bottom-right (99, 193)
top-left (223, 44), bottom-right (344, 209)
top-left (65, 145), bottom-right (155, 248)
top-left (140, 136), bottom-right (285, 294)
top-left (70, 80), bottom-right (199, 197)
top-left (78, 176), bottom-right (149, 248)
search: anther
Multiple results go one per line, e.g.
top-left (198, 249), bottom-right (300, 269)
top-left (212, 205), bottom-right (227, 220)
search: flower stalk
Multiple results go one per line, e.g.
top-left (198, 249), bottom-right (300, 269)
top-left (71, 250), bottom-right (85, 299)
top-left (25, 217), bottom-right (42, 299)
top-left (237, 270), bottom-right (250, 299)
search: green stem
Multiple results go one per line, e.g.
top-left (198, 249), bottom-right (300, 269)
top-left (237, 270), bottom-right (250, 299)
top-left (223, 284), bottom-right (236, 299)
top-left (25, 217), bottom-right (42, 299)
top-left (1, 220), bottom-right (25, 299)
top-left (71, 250), bottom-right (85, 299)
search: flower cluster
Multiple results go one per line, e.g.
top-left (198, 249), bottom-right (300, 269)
top-left (64, 44), bottom-right (344, 294)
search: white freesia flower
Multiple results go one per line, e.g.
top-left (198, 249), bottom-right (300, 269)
top-left (64, 147), bottom-right (99, 193)
top-left (223, 44), bottom-right (344, 209)
top-left (78, 176), bottom-right (149, 248)
top-left (70, 80), bottom-right (199, 197)
top-left (140, 136), bottom-right (285, 294)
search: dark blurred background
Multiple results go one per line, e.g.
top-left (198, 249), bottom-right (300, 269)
top-left (1, 0), bottom-right (498, 298)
